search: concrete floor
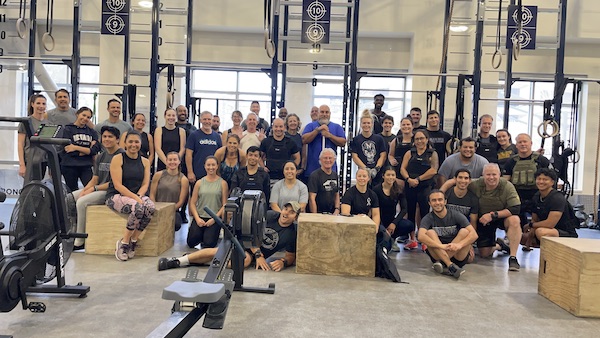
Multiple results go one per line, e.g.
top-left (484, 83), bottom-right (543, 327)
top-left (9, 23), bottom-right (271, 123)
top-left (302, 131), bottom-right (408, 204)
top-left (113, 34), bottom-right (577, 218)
top-left (2, 200), bottom-right (600, 337)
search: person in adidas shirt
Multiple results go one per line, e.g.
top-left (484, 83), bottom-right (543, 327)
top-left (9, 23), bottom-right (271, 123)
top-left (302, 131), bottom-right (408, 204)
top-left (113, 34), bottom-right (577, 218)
top-left (185, 111), bottom-right (222, 184)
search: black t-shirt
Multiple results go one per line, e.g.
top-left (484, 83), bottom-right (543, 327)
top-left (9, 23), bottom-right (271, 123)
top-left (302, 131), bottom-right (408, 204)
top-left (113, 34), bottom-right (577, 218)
top-left (260, 210), bottom-right (297, 258)
top-left (308, 168), bottom-right (339, 213)
top-left (230, 167), bottom-right (271, 200)
top-left (420, 208), bottom-right (470, 244)
top-left (341, 186), bottom-right (379, 215)
top-left (260, 135), bottom-right (300, 180)
top-left (445, 188), bottom-right (479, 219)
top-left (426, 129), bottom-right (452, 163)
top-left (373, 184), bottom-right (407, 227)
top-left (350, 133), bottom-right (387, 168)
top-left (372, 111), bottom-right (388, 135)
top-left (532, 190), bottom-right (578, 236)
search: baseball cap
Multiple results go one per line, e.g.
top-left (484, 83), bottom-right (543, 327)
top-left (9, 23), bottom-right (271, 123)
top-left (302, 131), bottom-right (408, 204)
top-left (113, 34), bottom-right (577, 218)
top-left (284, 201), bottom-right (301, 214)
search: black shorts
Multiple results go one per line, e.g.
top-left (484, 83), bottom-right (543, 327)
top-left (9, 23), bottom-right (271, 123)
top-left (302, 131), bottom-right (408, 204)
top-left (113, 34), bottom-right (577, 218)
top-left (425, 248), bottom-right (472, 268)
top-left (557, 229), bottom-right (578, 238)
top-left (476, 219), bottom-right (505, 248)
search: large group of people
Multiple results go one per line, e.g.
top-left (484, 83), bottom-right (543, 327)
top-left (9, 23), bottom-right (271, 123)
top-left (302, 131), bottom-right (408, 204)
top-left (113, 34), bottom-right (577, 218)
top-left (17, 90), bottom-right (579, 275)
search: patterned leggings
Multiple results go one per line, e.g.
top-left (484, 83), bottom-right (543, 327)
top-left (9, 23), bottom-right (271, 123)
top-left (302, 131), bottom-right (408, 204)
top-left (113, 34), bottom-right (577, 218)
top-left (106, 195), bottom-right (156, 231)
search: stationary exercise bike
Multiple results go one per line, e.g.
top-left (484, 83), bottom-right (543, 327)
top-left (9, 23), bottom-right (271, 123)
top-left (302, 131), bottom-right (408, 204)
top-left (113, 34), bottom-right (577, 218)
top-left (0, 118), bottom-right (89, 315)
top-left (148, 190), bottom-right (274, 338)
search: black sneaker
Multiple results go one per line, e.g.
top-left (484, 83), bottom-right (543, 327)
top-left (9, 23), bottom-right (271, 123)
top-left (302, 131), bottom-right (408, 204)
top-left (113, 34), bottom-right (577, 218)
top-left (158, 257), bottom-right (180, 271)
top-left (73, 244), bottom-right (85, 251)
top-left (508, 256), bottom-right (520, 271)
top-left (447, 263), bottom-right (465, 279)
top-left (496, 237), bottom-right (510, 254)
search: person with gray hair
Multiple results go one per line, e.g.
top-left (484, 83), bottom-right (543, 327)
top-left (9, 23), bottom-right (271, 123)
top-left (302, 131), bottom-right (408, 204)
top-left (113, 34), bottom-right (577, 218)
top-left (468, 163), bottom-right (522, 271)
top-left (240, 112), bottom-right (266, 153)
top-left (308, 148), bottom-right (340, 214)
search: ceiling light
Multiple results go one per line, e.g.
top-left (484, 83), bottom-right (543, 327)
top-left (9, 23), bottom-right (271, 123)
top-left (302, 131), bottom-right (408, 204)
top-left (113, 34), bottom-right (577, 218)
top-left (449, 25), bottom-right (469, 33)
top-left (138, 1), bottom-right (153, 8)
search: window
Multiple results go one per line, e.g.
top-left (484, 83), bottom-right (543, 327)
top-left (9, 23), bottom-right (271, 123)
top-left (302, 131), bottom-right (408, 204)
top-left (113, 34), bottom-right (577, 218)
top-left (191, 69), bottom-right (281, 131)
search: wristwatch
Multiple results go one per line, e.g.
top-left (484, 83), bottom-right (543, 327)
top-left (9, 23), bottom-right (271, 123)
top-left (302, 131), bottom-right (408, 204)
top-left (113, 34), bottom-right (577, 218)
top-left (254, 249), bottom-right (263, 259)
top-left (491, 211), bottom-right (499, 220)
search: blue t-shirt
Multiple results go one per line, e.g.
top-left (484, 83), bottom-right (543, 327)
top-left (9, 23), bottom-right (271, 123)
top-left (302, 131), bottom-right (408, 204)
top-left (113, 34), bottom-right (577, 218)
top-left (302, 121), bottom-right (346, 178)
top-left (185, 129), bottom-right (222, 178)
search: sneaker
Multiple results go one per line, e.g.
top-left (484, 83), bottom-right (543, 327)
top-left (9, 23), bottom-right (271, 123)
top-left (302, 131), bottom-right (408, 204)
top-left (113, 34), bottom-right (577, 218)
top-left (432, 262), bottom-right (444, 274)
top-left (421, 244), bottom-right (428, 252)
top-left (127, 241), bottom-right (138, 259)
top-left (404, 240), bottom-right (418, 250)
top-left (73, 244), bottom-right (85, 252)
top-left (115, 239), bottom-right (129, 261)
top-left (508, 256), bottom-right (520, 271)
top-left (391, 241), bottom-right (400, 252)
top-left (522, 246), bottom-right (533, 252)
top-left (158, 257), bottom-right (181, 271)
top-left (496, 237), bottom-right (510, 254)
top-left (447, 263), bottom-right (465, 279)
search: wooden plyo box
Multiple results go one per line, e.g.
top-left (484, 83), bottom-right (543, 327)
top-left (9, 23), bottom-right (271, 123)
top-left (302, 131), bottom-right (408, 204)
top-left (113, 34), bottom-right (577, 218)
top-left (296, 213), bottom-right (377, 277)
top-left (85, 202), bottom-right (176, 257)
top-left (538, 237), bottom-right (600, 317)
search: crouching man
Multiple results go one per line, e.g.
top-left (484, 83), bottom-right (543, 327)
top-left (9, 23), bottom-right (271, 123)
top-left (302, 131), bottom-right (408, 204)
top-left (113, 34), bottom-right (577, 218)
top-left (158, 201), bottom-right (300, 272)
top-left (418, 190), bottom-right (478, 279)
top-left (524, 168), bottom-right (578, 250)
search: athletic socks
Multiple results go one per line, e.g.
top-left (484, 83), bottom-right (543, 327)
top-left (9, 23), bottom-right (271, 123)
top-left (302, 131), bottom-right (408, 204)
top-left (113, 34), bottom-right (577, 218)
top-left (177, 255), bottom-right (190, 266)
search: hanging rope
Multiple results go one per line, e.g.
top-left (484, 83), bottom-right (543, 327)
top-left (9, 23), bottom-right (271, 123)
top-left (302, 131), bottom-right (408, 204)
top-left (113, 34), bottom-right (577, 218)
top-left (42, 0), bottom-right (55, 52)
top-left (593, 85), bottom-right (600, 224)
top-left (435, 0), bottom-right (456, 109)
top-left (264, 0), bottom-right (275, 59)
top-left (492, 0), bottom-right (503, 69)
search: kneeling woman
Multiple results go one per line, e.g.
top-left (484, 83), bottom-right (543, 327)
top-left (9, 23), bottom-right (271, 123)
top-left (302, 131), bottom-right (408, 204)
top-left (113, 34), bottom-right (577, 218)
top-left (107, 130), bottom-right (156, 261)
top-left (150, 152), bottom-right (189, 231)
top-left (187, 156), bottom-right (228, 249)
top-left (340, 168), bottom-right (380, 226)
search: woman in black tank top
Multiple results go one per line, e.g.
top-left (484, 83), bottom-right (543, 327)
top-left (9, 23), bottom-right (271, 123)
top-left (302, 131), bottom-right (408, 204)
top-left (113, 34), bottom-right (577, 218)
top-left (389, 117), bottom-right (414, 177)
top-left (155, 108), bottom-right (186, 171)
top-left (106, 131), bottom-right (156, 261)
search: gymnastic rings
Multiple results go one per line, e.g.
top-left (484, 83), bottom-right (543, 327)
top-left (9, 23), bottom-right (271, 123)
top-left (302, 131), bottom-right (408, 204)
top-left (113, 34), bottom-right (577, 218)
top-left (446, 137), bottom-right (460, 155)
top-left (42, 0), bottom-right (55, 52)
top-left (265, 34), bottom-right (276, 59)
top-left (568, 150), bottom-right (581, 164)
top-left (512, 38), bottom-right (521, 61)
top-left (264, 0), bottom-right (275, 59)
top-left (537, 120), bottom-right (560, 139)
top-left (492, 49), bottom-right (503, 69)
top-left (16, 0), bottom-right (28, 39)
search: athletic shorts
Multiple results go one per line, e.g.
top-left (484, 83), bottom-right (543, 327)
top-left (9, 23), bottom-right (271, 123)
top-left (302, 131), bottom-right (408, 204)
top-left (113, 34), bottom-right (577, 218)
top-left (558, 229), bottom-right (578, 238)
top-left (425, 247), bottom-right (472, 268)
top-left (476, 219), bottom-right (505, 248)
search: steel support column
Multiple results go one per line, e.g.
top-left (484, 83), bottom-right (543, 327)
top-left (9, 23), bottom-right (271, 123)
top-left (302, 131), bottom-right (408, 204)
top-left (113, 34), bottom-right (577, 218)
top-left (471, 0), bottom-right (485, 138)
top-left (280, 5), bottom-right (289, 107)
top-left (439, 0), bottom-right (452, 127)
top-left (503, 0), bottom-right (516, 129)
top-left (552, 0), bottom-right (567, 132)
top-left (345, 0), bottom-right (360, 189)
top-left (149, 0), bottom-right (160, 133)
top-left (341, 0), bottom-right (352, 188)
top-left (27, 0), bottom-right (38, 98)
top-left (269, 1), bottom-right (281, 124)
top-left (185, 0), bottom-right (194, 112)
top-left (122, 2), bottom-right (131, 119)
top-left (70, 0), bottom-right (81, 108)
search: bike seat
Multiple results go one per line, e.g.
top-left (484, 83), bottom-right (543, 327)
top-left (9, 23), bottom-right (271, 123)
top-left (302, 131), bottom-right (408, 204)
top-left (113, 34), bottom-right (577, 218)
top-left (162, 281), bottom-right (225, 304)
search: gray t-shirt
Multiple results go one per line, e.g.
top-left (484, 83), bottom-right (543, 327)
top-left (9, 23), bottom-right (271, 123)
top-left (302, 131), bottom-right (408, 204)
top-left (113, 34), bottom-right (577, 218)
top-left (269, 179), bottom-right (308, 208)
top-left (47, 107), bottom-right (77, 126)
top-left (438, 153), bottom-right (489, 180)
top-left (94, 148), bottom-right (124, 184)
top-left (420, 208), bottom-right (470, 244)
top-left (18, 117), bottom-right (48, 165)
top-left (94, 119), bottom-right (132, 136)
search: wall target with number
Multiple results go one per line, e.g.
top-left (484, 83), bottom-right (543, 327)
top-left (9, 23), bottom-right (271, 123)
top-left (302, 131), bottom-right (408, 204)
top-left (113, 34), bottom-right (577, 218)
top-left (301, 0), bottom-right (331, 44)
top-left (102, 0), bottom-right (130, 36)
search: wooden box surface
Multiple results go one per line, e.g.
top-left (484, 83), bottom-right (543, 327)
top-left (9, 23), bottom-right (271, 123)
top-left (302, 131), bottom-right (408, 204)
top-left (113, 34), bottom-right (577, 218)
top-left (296, 213), bottom-right (377, 277)
top-left (85, 202), bottom-right (176, 256)
top-left (538, 237), bottom-right (600, 317)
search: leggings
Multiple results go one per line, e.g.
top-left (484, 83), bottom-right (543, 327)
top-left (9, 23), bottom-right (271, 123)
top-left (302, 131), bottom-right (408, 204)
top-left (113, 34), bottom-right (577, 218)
top-left (187, 217), bottom-right (220, 248)
top-left (106, 195), bottom-right (156, 231)
top-left (405, 184), bottom-right (431, 225)
top-left (61, 165), bottom-right (93, 192)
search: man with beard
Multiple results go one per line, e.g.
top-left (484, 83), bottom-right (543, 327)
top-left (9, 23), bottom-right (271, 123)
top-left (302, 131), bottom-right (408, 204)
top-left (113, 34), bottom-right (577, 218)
top-left (350, 110), bottom-right (387, 185)
top-left (468, 164), bottom-right (522, 271)
top-left (371, 94), bottom-right (388, 135)
top-left (212, 115), bottom-right (222, 135)
top-left (158, 201), bottom-right (300, 272)
top-left (410, 107), bottom-right (426, 131)
top-left (302, 104), bottom-right (346, 180)
top-left (438, 137), bottom-right (489, 184)
top-left (308, 148), bottom-right (340, 214)
top-left (175, 105), bottom-right (198, 136)
top-left (426, 110), bottom-right (452, 164)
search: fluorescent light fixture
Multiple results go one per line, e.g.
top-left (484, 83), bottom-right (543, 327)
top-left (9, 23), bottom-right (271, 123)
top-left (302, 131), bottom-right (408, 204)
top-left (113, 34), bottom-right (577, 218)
top-left (138, 1), bottom-right (153, 8)
top-left (449, 25), bottom-right (469, 33)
